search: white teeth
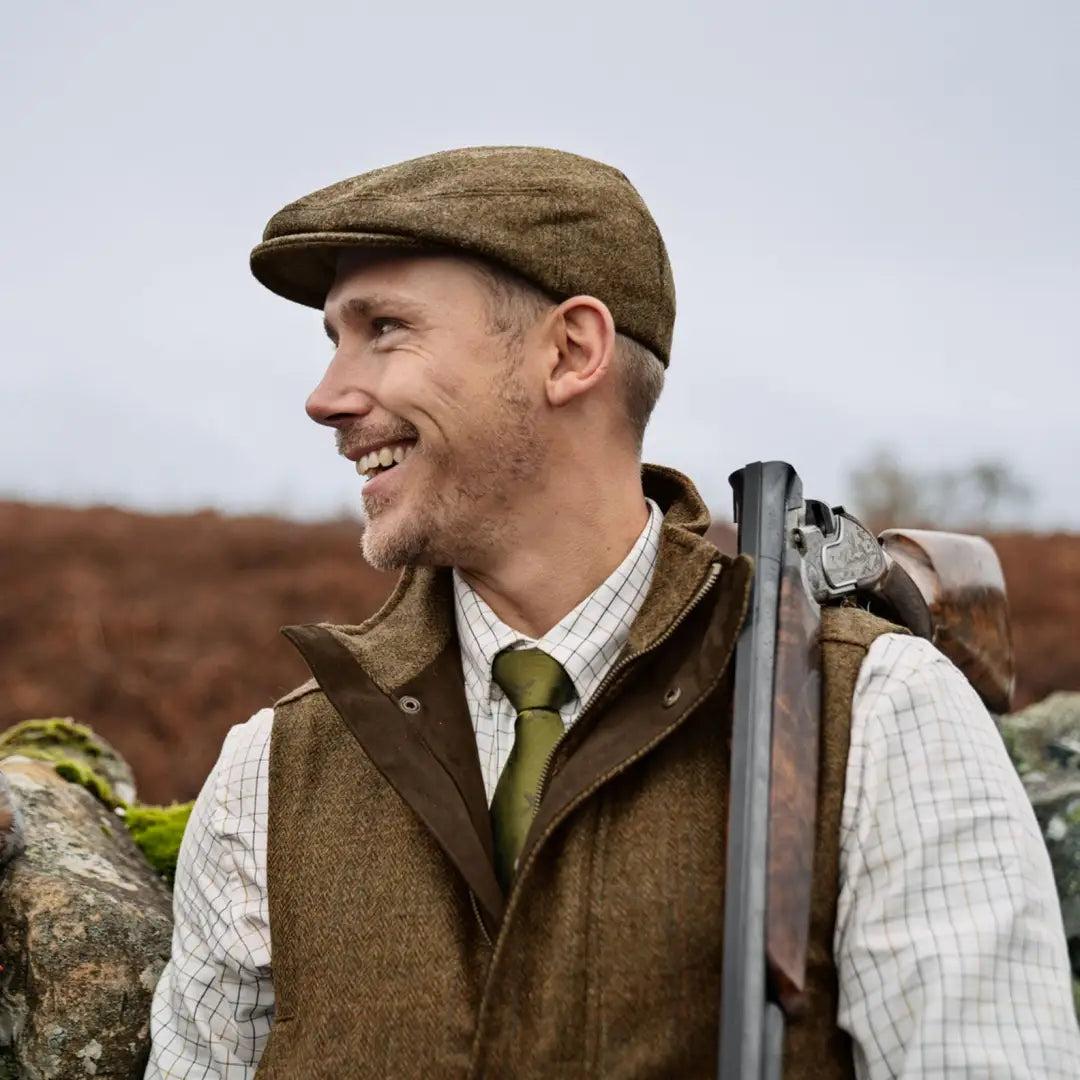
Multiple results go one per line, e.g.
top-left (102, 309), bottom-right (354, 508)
top-left (354, 441), bottom-right (414, 477)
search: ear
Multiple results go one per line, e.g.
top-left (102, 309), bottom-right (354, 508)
top-left (544, 296), bottom-right (617, 408)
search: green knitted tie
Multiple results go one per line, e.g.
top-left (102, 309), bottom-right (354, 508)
top-left (490, 647), bottom-right (575, 891)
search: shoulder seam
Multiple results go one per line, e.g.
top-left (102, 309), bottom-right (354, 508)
top-left (821, 604), bottom-right (908, 647)
top-left (274, 677), bottom-right (321, 707)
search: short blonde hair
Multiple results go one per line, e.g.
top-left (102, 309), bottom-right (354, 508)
top-left (469, 258), bottom-right (665, 451)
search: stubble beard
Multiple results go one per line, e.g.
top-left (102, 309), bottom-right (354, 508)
top-left (360, 365), bottom-right (546, 572)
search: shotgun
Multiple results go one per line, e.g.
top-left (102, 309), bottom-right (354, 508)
top-left (719, 461), bottom-right (817, 1080)
top-left (718, 461), bottom-right (1015, 1079)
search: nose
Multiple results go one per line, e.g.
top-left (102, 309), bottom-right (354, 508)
top-left (305, 351), bottom-right (375, 428)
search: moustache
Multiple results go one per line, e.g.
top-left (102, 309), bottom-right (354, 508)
top-left (336, 423), bottom-right (420, 458)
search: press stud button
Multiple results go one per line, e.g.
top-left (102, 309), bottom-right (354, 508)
top-left (399, 695), bottom-right (421, 714)
top-left (663, 686), bottom-right (682, 707)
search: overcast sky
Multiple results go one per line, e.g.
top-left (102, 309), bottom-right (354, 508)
top-left (2, 1), bottom-right (1076, 527)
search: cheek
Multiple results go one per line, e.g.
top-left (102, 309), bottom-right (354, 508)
top-left (428, 359), bottom-right (469, 404)
top-left (418, 368), bottom-right (479, 437)
top-left (396, 338), bottom-right (513, 443)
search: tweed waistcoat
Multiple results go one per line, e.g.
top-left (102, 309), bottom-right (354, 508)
top-left (255, 466), bottom-right (901, 1080)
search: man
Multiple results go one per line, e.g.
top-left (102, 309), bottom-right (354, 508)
top-left (146, 146), bottom-right (1078, 1079)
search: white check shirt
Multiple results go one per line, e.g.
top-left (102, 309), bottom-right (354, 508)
top-left (146, 502), bottom-right (1080, 1079)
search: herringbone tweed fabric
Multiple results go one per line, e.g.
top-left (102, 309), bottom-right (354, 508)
top-left (258, 530), bottom-right (898, 1078)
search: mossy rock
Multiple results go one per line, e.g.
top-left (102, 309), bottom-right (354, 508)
top-left (0, 756), bottom-right (173, 1079)
top-left (124, 803), bottom-right (193, 886)
top-left (0, 719), bottom-right (190, 886)
top-left (0, 718), bottom-right (136, 806)
top-left (54, 758), bottom-right (124, 811)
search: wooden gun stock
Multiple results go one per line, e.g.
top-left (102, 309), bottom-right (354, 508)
top-left (794, 502), bottom-right (1015, 714)
top-left (873, 530), bottom-right (1014, 714)
top-left (766, 548), bottom-right (822, 1018)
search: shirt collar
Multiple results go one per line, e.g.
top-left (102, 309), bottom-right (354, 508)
top-left (453, 499), bottom-right (663, 712)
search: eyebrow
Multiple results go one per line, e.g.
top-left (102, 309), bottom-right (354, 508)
top-left (323, 294), bottom-right (425, 342)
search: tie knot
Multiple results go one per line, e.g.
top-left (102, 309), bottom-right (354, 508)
top-left (492, 647), bottom-right (575, 715)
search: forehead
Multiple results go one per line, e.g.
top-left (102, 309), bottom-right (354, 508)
top-left (324, 249), bottom-right (487, 313)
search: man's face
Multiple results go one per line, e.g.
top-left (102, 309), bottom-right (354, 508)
top-left (312, 252), bottom-right (547, 571)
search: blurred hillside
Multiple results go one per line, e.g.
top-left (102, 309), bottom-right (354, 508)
top-left (0, 502), bottom-right (395, 803)
top-left (1, 500), bottom-right (1078, 805)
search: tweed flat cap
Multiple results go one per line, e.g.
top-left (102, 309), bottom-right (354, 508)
top-left (250, 146), bottom-right (675, 365)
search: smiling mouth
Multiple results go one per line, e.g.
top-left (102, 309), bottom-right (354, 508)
top-left (355, 441), bottom-right (416, 482)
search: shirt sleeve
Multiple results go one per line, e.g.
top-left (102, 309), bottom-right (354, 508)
top-left (145, 709), bottom-right (276, 1080)
top-left (836, 633), bottom-right (1080, 1079)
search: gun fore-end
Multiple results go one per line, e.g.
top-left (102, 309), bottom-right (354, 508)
top-left (765, 542), bottom-right (822, 1018)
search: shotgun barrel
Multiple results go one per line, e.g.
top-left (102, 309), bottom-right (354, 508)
top-left (720, 461), bottom-right (819, 1079)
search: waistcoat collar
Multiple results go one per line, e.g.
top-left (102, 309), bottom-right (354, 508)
top-left (281, 464), bottom-right (751, 930)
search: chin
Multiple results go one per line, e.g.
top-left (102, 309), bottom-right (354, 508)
top-left (360, 513), bottom-right (432, 571)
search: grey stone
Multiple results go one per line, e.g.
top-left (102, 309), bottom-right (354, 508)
top-left (1025, 774), bottom-right (1080, 828)
top-left (1047, 736), bottom-right (1080, 770)
top-left (0, 758), bottom-right (173, 1080)
top-left (1048, 815), bottom-right (1070, 843)
top-left (1045, 804), bottom-right (1080, 946)
top-left (998, 691), bottom-right (1080, 777)
top-left (998, 692), bottom-right (1080, 983)
top-left (0, 772), bottom-right (25, 876)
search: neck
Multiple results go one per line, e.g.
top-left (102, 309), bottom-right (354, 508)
top-left (456, 466), bottom-right (650, 639)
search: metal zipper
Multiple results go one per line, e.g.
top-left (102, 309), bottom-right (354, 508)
top-left (469, 889), bottom-right (493, 948)
top-left (531, 559), bottom-right (724, 821)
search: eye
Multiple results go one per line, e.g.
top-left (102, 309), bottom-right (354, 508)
top-left (372, 317), bottom-right (405, 337)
